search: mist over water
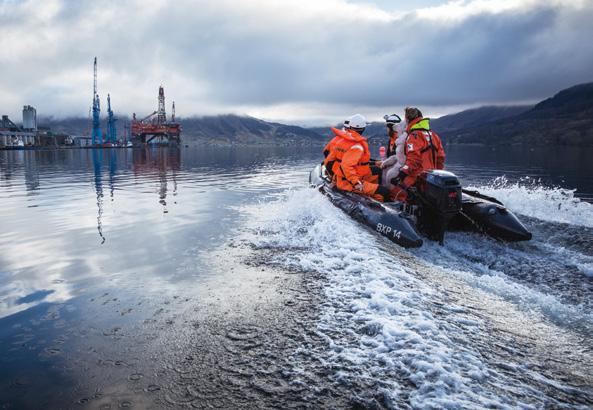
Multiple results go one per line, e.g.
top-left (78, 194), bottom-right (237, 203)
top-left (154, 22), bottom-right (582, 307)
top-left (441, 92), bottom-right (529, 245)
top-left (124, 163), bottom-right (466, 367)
top-left (1, 145), bottom-right (592, 408)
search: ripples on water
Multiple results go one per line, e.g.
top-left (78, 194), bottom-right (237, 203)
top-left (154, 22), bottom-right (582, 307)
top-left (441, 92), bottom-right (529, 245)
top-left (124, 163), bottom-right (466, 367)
top-left (1, 146), bottom-right (592, 408)
top-left (243, 187), bottom-right (593, 408)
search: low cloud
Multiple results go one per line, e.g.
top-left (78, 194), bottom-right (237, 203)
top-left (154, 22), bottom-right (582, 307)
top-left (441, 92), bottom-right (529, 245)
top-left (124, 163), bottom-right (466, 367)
top-left (0, 0), bottom-right (592, 124)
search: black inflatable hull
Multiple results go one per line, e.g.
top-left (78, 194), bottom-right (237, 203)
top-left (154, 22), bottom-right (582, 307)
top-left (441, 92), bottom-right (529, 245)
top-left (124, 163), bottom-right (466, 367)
top-left (309, 164), bottom-right (423, 248)
top-left (325, 186), bottom-right (424, 248)
top-left (309, 165), bottom-right (532, 247)
top-left (454, 190), bottom-right (533, 241)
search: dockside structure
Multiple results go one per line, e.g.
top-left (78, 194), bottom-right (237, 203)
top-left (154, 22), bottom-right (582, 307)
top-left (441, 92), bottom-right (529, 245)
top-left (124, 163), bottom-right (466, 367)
top-left (131, 86), bottom-right (181, 145)
top-left (0, 108), bottom-right (37, 147)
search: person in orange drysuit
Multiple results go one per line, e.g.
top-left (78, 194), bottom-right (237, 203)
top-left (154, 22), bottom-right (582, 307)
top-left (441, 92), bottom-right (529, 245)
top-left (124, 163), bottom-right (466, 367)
top-left (322, 132), bottom-right (342, 178)
top-left (390, 107), bottom-right (446, 201)
top-left (325, 114), bottom-right (390, 201)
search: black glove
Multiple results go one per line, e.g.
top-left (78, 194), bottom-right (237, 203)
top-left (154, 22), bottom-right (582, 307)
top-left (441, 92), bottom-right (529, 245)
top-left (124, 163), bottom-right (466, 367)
top-left (390, 170), bottom-right (408, 186)
top-left (375, 185), bottom-right (391, 202)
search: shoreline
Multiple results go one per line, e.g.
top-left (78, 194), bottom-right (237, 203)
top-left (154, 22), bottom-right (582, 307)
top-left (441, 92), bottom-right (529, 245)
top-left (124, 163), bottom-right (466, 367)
top-left (4, 141), bottom-right (593, 150)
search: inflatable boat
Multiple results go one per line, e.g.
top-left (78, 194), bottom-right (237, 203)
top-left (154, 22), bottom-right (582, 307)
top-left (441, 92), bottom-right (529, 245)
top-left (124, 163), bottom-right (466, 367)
top-left (309, 164), bottom-right (532, 248)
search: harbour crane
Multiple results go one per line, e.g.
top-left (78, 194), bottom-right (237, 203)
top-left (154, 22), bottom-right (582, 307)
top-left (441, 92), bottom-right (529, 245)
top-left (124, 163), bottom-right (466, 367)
top-left (106, 94), bottom-right (117, 144)
top-left (91, 57), bottom-right (102, 146)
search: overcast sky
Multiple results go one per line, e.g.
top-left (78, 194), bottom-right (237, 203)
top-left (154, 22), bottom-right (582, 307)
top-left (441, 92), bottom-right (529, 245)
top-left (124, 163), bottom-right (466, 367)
top-left (1, 0), bottom-right (592, 125)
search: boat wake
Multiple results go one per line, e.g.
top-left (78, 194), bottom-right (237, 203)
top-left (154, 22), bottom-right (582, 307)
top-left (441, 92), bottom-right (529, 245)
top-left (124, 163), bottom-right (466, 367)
top-left (236, 181), bottom-right (593, 408)
top-left (469, 176), bottom-right (593, 228)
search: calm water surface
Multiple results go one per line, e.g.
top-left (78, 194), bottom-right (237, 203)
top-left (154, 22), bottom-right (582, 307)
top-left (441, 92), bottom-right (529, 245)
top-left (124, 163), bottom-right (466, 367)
top-left (1, 145), bottom-right (592, 408)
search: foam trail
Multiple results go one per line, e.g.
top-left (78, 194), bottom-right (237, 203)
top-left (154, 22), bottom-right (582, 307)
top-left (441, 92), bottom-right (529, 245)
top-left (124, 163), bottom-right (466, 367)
top-left (239, 188), bottom-right (593, 408)
top-left (415, 228), bottom-right (593, 319)
top-left (469, 176), bottom-right (593, 227)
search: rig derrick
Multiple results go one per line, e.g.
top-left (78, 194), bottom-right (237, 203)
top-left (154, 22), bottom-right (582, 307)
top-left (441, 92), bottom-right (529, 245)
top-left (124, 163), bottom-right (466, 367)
top-left (131, 86), bottom-right (181, 146)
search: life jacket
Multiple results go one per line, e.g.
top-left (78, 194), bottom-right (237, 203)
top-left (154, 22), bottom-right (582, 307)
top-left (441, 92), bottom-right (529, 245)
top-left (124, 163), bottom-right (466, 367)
top-left (329, 127), bottom-right (372, 185)
top-left (404, 117), bottom-right (445, 173)
top-left (322, 134), bottom-right (343, 176)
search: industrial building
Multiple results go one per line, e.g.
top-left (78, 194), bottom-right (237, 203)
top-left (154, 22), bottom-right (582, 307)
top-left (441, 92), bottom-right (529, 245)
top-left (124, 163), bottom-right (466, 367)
top-left (0, 107), bottom-right (38, 147)
top-left (0, 106), bottom-right (76, 148)
top-left (22, 105), bottom-right (37, 131)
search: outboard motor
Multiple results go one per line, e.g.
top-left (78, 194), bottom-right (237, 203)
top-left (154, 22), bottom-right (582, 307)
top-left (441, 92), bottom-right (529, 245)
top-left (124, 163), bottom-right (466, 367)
top-left (414, 170), bottom-right (462, 244)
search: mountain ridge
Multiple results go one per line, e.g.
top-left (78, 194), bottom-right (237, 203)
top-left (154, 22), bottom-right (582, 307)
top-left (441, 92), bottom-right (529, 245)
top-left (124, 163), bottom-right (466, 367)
top-left (34, 82), bottom-right (593, 147)
top-left (37, 114), bottom-right (326, 146)
top-left (437, 82), bottom-right (593, 146)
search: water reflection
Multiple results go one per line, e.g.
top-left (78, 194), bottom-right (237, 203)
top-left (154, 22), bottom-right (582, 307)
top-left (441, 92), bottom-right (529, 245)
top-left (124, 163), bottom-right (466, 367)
top-left (132, 147), bottom-right (181, 213)
top-left (0, 145), bottom-right (591, 320)
top-left (92, 149), bottom-right (106, 244)
top-left (109, 149), bottom-right (116, 201)
top-left (2, 147), bottom-right (305, 318)
top-left (0, 145), bottom-right (592, 409)
top-left (24, 151), bottom-right (40, 192)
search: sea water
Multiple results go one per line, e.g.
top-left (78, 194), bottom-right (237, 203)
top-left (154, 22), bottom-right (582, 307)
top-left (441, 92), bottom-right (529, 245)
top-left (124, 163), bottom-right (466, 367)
top-left (0, 145), bottom-right (592, 408)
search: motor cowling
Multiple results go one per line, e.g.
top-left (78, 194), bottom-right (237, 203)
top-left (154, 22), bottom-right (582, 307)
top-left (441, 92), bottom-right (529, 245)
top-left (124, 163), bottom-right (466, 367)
top-left (414, 170), bottom-right (462, 244)
top-left (416, 170), bottom-right (462, 215)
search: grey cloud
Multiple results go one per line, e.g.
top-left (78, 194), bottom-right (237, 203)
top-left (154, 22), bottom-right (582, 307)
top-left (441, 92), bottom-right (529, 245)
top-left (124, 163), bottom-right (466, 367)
top-left (1, 0), bottom-right (592, 120)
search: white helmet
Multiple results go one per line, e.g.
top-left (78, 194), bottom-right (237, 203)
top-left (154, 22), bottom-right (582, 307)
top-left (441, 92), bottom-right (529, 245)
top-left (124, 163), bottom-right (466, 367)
top-left (344, 114), bottom-right (367, 132)
top-left (383, 114), bottom-right (402, 126)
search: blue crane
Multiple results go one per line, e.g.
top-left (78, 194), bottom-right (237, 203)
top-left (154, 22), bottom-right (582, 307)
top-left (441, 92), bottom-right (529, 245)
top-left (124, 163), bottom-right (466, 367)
top-left (106, 93), bottom-right (117, 144)
top-left (91, 57), bottom-right (102, 146)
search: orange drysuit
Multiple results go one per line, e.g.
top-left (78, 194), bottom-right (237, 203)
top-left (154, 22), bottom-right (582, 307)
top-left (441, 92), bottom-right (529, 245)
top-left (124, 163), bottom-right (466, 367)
top-left (322, 134), bottom-right (343, 176)
top-left (399, 117), bottom-right (445, 188)
top-left (388, 117), bottom-right (445, 202)
top-left (323, 135), bottom-right (341, 159)
top-left (326, 128), bottom-right (381, 200)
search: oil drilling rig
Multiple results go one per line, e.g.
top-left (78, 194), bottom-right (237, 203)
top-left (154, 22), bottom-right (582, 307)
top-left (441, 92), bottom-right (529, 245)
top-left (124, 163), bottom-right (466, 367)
top-left (131, 86), bottom-right (181, 145)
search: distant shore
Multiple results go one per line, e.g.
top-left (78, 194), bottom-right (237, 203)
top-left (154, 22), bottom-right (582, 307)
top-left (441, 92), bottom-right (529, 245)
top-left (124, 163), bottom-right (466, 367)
top-left (3, 140), bottom-right (593, 151)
